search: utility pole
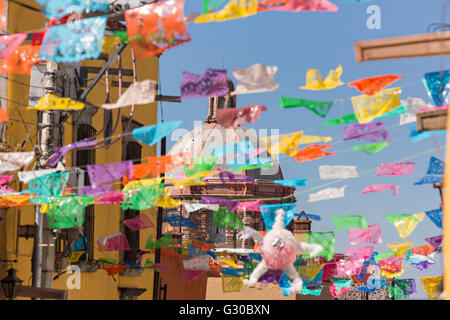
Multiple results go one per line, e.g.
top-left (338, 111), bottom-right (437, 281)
top-left (31, 61), bottom-right (63, 294)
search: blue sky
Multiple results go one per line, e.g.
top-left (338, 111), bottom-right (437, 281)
top-left (158, 0), bottom-right (446, 299)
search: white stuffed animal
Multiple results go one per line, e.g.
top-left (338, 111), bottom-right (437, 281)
top-left (237, 208), bottom-right (323, 294)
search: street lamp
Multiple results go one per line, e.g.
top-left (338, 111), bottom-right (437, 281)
top-left (1, 268), bottom-right (23, 300)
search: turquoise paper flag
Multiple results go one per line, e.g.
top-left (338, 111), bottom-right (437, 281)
top-left (273, 179), bottom-right (307, 187)
top-left (132, 121), bottom-right (183, 146)
top-left (259, 203), bottom-right (296, 231)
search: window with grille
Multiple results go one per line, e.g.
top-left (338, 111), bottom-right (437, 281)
top-left (75, 124), bottom-right (96, 260)
top-left (121, 138), bottom-right (142, 264)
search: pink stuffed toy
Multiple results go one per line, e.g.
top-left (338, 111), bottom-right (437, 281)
top-left (237, 208), bottom-right (323, 293)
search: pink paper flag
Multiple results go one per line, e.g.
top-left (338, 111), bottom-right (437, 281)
top-left (97, 233), bottom-right (130, 252)
top-left (348, 224), bottom-right (382, 246)
top-left (96, 192), bottom-right (124, 204)
top-left (180, 269), bottom-right (207, 283)
top-left (123, 214), bottom-right (154, 231)
top-left (346, 246), bottom-right (374, 262)
top-left (363, 184), bottom-right (398, 196)
top-left (376, 162), bottom-right (415, 176)
top-left (0, 33), bottom-right (27, 59)
top-left (258, 0), bottom-right (338, 12)
top-left (217, 104), bottom-right (267, 128)
top-left (336, 259), bottom-right (364, 278)
top-left (235, 200), bottom-right (263, 212)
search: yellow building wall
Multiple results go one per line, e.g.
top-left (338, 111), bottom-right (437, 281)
top-left (0, 0), bottom-right (159, 300)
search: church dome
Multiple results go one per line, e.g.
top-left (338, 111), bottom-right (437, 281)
top-left (166, 122), bottom-right (284, 181)
top-left (166, 77), bottom-right (284, 181)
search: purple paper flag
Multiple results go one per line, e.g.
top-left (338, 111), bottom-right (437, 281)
top-left (361, 130), bottom-right (391, 143)
top-left (376, 162), bottom-right (415, 176)
top-left (342, 122), bottom-right (385, 141)
top-left (425, 235), bottom-right (443, 249)
top-left (47, 139), bottom-right (98, 167)
top-left (87, 161), bottom-right (134, 187)
top-left (201, 196), bottom-right (238, 211)
top-left (258, 269), bottom-right (284, 284)
top-left (218, 171), bottom-right (255, 183)
top-left (77, 183), bottom-right (113, 197)
top-left (180, 68), bottom-right (228, 99)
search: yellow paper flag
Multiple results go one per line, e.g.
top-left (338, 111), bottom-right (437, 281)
top-left (394, 213), bottom-right (424, 239)
top-left (156, 189), bottom-right (183, 208)
top-left (265, 131), bottom-right (332, 156)
top-left (420, 276), bottom-right (443, 300)
top-left (351, 87), bottom-right (402, 123)
top-left (300, 65), bottom-right (344, 90)
top-left (387, 241), bottom-right (413, 257)
top-left (195, 0), bottom-right (258, 23)
top-left (29, 94), bottom-right (85, 111)
top-left (297, 264), bottom-right (325, 282)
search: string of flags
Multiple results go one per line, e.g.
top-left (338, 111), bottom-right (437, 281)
top-left (0, 0), bottom-right (444, 300)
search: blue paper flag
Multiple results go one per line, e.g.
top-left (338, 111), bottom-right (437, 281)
top-left (425, 208), bottom-right (443, 229)
top-left (427, 156), bottom-right (445, 175)
top-left (410, 127), bottom-right (446, 143)
top-left (259, 203), bottom-right (296, 232)
top-left (273, 179), bottom-right (308, 187)
top-left (40, 16), bottom-right (107, 63)
top-left (36, 0), bottom-right (109, 18)
top-left (423, 70), bottom-right (450, 106)
top-left (209, 141), bottom-right (254, 158)
top-left (294, 213), bottom-right (321, 221)
top-left (132, 121), bottom-right (184, 146)
top-left (414, 175), bottom-right (443, 186)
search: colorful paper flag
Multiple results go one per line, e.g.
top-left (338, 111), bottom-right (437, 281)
top-left (376, 162), bottom-right (415, 176)
top-left (351, 87), bottom-right (402, 123)
top-left (132, 121), bottom-right (183, 146)
top-left (348, 224), bottom-right (382, 245)
top-left (125, 0), bottom-right (191, 58)
top-left (181, 68), bottom-right (228, 99)
top-left (319, 165), bottom-right (358, 180)
top-left (102, 80), bottom-right (157, 109)
top-left (195, 0), bottom-right (259, 23)
top-left (348, 74), bottom-right (404, 96)
top-left (384, 213), bottom-right (425, 239)
top-left (217, 104), bottom-right (267, 128)
top-left (352, 141), bottom-right (389, 155)
top-left (303, 232), bottom-right (335, 261)
top-left (279, 97), bottom-right (333, 118)
top-left (293, 144), bottom-right (336, 163)
top-left (333, 215), bottom-right (368, 231)
top-left (363, 184), bottom-right (399, 196)
top-left (231, 63), bottom-right (279, 95)
top-left (301, 65), bottom-right (344, 90)
top-left (258, 0), bottom-right (338, 12)
top-left (259, 203), bottom-right (296, 231)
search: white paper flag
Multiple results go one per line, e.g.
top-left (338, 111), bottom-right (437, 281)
top-left (184, 203), bottom-right (220, 213)
top-left (182, 255), bottom-right (210, 271)
top-left (231, 63), bottom-right (279, 95)
top-left (399, 97), bottom-right (433, 126)
top-left (308, 186), bottom-right (346, 202)
top-left (0, 152), bottom-right (34, 173)
top-left (102, 79), bottom-right (157, 109)
top-left (319, 166), bottom-right (358, 180)
top-left (18, 168), bottom-right (59, 184)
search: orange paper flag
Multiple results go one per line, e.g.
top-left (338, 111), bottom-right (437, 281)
top-left (293, 144), bottom-right (336, 163)
top-left (0, 107), bottom-right (8, 122)
top-left (348, 75), bottom-right (404, 96)
top-left (0, 44), bottom-right (43, 75)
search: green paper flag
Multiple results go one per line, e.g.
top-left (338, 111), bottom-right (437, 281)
top-left (322, 113), bottom-right (358, 128)
top-left (352, 142), bottom-right (389, 155)
top-left (48, 195), bottom-right (94, 229)
top-left (303, 231), bottom-right (335, 261)
top-left (388, 286), bottom-right (409, 300)
top-left (122, 183), bottom-right (164, 211)
top-left (184, 156), bottom-right (217, 177)
top-left (213, 206), bottom-right (243, 230)
top-left (332, 215), bottom-right (368, 231)
top-left (374, 251), bottom-right (395, 264)
top-left (280, 96), bottom-right (333, 118)
top-left (145, 234), bottom-right (175, 249)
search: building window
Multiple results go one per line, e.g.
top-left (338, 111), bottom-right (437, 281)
top-left (75, 124), bottom-right (96, 260)
top-left (121, 140), bottom-right (142, 264)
